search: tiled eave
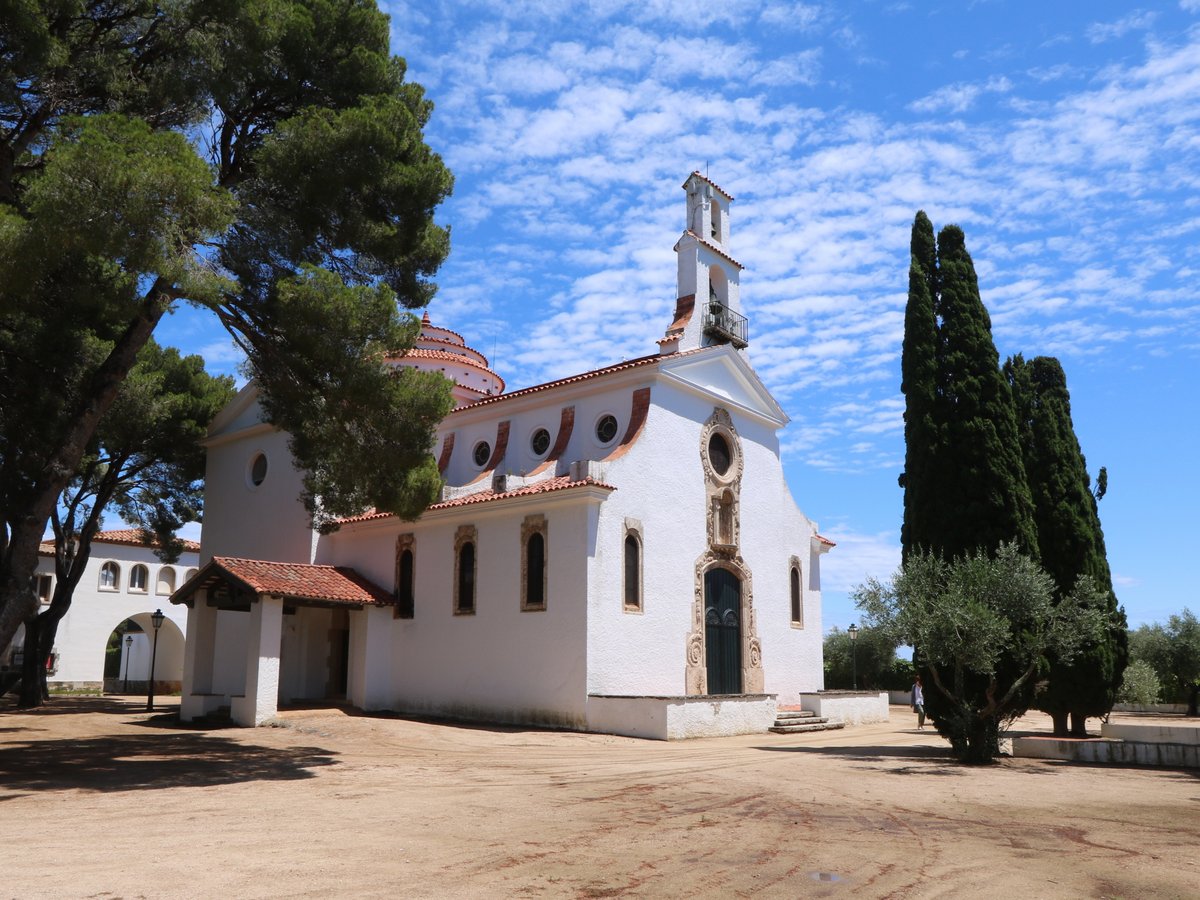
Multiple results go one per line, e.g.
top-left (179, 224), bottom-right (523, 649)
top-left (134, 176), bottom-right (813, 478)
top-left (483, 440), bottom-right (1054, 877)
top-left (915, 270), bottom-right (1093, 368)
top-left (170, 556), bottom-right (393, 609)
top-left (337, 475), bottom-right (616, 527)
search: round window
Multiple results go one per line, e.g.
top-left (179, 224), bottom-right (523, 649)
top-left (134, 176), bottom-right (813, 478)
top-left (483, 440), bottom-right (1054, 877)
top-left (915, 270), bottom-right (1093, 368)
top-left (531, 428), bottom-right (551, 456)
top-left (708, 433), bottom-right (732, 476)
top-left (595, 414), bottom-right (619, 444)
top-left (473, 441), bottom-right (491, 467)
top-left (249, 452), bottom-right (268, 487)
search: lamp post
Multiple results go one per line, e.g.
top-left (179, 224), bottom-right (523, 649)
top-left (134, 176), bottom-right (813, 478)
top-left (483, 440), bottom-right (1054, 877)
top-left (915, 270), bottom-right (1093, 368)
top-left (847, 623), bottom-right (859, 691)
top-left (122, 634), bottom-right (133, 693)
top-left (146, 609), bottom-right (165, 712)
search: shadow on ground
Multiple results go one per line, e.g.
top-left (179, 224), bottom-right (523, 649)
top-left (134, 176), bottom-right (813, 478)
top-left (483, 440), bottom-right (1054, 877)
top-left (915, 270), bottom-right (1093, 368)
top-left (753, 742), bottom-right (970, 775)
top-left (1, 696), bottom-right (156, 717)
top-left (0, 731), bottom-right (337, 794)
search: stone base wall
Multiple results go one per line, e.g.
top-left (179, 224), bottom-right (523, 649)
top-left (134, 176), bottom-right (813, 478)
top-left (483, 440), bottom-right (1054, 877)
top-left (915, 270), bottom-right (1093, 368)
top-left (800, 691), bottom-right (889, 725)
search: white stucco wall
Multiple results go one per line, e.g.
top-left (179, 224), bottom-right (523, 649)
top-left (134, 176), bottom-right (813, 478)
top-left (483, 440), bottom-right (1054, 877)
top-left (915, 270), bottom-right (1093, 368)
top-left (585, 366), bottom-right (824, 702)
top-left (323, 498), bottom-right (595, 728)
top-left (202, 402), bottom-right (315, 566)
top-left (31, 543), bottom-right (195, 686)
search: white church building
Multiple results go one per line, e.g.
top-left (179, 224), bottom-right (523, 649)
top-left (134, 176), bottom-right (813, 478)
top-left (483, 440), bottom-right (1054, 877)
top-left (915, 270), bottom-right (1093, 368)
top-left (172, 173), bottom-right (835, 738)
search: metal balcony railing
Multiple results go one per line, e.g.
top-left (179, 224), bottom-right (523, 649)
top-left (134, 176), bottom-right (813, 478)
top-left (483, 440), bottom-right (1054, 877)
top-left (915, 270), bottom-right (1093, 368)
top-left (702, 301), bottom-right (749, 348)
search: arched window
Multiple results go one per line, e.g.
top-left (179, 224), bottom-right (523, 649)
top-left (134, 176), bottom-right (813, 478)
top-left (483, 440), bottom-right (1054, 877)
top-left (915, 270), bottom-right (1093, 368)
top-left (129, 564), bottom-right (148, 593)
top-left (624, 531), bottom-right (641, 611)
top-left (156, 566), bottom-right (176, 595)
top-left (790, 561), bottom-right (803, 626)
top-left (521, 514), bottom-right (547, 611)
top-left (99, 562), bottom-right (120, 591)
top-left (454, 525), bottom-right (476, 615)
top-left (711, 201), bottom-right (723, 241)
top-left (186, 568), bottom-right (198, 581)
top-left (396, 536), bottom-right (415, 619)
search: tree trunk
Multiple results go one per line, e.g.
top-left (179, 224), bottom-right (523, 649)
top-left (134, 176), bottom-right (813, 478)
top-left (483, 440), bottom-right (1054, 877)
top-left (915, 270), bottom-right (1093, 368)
top-left (1050, 710), bottom-right (1069, 737)
top-left (1188, 685), bottom-right (1198, 718)
top-left (0, 297), bottom-right (168, 654)
top-left (960, 717), bottom-right (1000, 764)
top-left (18, 615), bottom-right (44, 707)
top-left (1069, 711), bottom-right (1088, 736)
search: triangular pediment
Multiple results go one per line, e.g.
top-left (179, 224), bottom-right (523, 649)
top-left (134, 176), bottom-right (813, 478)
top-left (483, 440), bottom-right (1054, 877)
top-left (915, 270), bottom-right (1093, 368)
top-left (657, 346), bottom-right (788, 426)
top-left (205, 381), bottom-right (269, 444)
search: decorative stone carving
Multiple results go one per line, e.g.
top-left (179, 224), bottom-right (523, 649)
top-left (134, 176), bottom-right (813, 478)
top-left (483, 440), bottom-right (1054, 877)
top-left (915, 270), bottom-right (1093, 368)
top-left (700, 408), bottom-right (742, 554)
top-left (684, 547), bottom-right (763, 696)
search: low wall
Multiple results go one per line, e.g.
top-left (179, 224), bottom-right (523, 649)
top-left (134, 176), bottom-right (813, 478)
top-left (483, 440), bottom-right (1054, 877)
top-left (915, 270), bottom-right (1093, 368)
top-left (586, 694), bottom-right (778, 741)
top-left (1111, 702), bottom-right (1189, 714)
top-left (888, 690), bottom-right (912, 706)
top-left (1013, 736), bottom-right (1200, 768)
top-left (1101, 722), bottom-right (1200, 745)
top-left (800, 691), bottom-right (889, 725)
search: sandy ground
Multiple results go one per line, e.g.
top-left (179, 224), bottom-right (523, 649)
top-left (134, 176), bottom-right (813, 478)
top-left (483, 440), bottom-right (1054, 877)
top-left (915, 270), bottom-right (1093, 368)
top-left (0, 698), bottom-right (1197, 899)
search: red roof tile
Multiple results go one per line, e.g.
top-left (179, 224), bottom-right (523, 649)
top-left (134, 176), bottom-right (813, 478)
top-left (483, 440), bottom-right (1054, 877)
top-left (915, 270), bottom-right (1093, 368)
top-left (206, 557), bottom-right (394, 605)
top-left (448, 348), bottom-right (706, 414)
top-left (39, 529), bottom-right (201, 555)
top-left (680, 230), bottom-right (745, 270)
top-left (815, 534), bottom-right (837, 547)
top-left (685, 171), bottom-right (734, 201)
top-left (338, 475), bottom-right (615, 525)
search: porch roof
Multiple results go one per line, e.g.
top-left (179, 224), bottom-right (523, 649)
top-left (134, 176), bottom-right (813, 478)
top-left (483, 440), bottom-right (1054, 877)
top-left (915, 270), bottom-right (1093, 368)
top-left (170, 556), bottom-right (394, 609)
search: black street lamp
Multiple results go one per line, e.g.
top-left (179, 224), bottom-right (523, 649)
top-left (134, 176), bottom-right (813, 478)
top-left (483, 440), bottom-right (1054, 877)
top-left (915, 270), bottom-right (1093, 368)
top-left (847, 623), bottom-right (859, 691)
top-left (122, 634), bottom-right (133, 693)
top-left (146, 609), bottom-right (165, 712)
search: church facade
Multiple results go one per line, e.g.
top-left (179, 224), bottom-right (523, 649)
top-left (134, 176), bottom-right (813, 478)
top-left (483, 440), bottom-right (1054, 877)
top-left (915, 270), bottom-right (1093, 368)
top-left (173, 173), bottom-right (833, 738)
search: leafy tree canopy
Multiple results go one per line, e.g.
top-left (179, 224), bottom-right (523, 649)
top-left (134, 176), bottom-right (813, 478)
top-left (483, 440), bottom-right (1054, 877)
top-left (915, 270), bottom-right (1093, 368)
top-left (0, 0), bottom-right (455, 654)
top-left (854, 543), bottom-right (1112, 763)
top-left (18, 339), bottom-right (235, 706)
top-left (823, 626), bottom-right (910, 691)
top-left (1129, 611), bottom-right (1200, 715)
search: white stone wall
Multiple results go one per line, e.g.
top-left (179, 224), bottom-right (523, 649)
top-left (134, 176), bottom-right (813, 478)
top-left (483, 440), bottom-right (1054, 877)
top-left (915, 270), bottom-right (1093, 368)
top-left (32, 543), bottom-right (195, 686)
top-left (202, 401), bottom-right (315, 566)
top-left (585, 371), bottom-right (824, 701)
top-left (323, 500), bottom-right (595, 728)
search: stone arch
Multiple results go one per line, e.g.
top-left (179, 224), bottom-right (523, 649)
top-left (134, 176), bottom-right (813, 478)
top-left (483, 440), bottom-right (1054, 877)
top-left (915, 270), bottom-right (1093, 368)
top-left (685, 551), bottom-right (763, 695)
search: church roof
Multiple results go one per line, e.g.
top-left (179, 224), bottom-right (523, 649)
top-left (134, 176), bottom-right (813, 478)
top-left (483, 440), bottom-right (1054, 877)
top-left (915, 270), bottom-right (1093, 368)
top-left (171, 556), bottom-right (394, 608)
top-left (449, 348), bottom-right (706, 415)
top-left (337, 474), bottom-right (615, 525)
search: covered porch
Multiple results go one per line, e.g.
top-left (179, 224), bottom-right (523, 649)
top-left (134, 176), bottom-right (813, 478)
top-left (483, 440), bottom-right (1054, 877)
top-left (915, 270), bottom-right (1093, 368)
top-left (171, 557), bottom-right (394, 727)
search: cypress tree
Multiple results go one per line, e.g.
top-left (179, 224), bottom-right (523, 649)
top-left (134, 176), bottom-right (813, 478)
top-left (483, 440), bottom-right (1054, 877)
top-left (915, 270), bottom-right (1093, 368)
top-left (898, 218), bottom-right (1039, 758)
top-left (899, 212), bottom-right (941, 559)
top-left (931, 225), bottom-right (1038, 559)
top-left (1006, 355), bottom-right (1128, 734)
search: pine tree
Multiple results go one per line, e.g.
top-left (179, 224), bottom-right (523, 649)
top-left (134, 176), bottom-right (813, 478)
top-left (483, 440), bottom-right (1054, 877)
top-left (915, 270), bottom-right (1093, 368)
top-left (899, 212), bottom-right (940, 559)
top-left (1006, 355), bottom-right (1128, 734)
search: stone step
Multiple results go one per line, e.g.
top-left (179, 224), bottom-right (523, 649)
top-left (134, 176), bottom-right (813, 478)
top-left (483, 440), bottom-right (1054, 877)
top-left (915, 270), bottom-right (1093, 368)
top-left (774, 710), bottom-right (819, 721)
top-left (769, 720), bottom-right (846, 734)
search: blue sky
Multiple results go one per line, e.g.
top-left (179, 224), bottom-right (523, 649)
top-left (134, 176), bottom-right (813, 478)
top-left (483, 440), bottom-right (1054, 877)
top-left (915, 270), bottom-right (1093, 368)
top-left (160, 1), bottom-right (1200, 633)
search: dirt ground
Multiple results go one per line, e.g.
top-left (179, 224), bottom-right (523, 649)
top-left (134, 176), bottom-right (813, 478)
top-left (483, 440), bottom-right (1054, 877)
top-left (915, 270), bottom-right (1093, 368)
top-left (0, 698), bottom-right (1197, 899)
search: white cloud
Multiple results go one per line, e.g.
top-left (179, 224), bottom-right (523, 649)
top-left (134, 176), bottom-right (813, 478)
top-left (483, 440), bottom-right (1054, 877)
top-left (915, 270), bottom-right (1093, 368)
top-left (1086, 11), bottom-right (1158, 43)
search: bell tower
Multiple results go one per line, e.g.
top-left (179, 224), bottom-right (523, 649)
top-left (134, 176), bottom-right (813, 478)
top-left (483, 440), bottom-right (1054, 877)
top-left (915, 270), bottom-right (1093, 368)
top-left (658, 172), bottom-right (748, 354)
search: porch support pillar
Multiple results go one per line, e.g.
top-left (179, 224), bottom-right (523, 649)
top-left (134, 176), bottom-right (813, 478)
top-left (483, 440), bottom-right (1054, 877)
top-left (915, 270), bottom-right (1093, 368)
top-left (232, 594), bottom-right (283, 726)
top-left (180, 592), bottom-right (221, 721)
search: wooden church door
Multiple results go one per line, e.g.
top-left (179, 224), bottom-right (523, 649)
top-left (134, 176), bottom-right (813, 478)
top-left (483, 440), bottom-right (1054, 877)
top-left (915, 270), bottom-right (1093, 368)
top-left (704, 567), bottom-right (742, 695)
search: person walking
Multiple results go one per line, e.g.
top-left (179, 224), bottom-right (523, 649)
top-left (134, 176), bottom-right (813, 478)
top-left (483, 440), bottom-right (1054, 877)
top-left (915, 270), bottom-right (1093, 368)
top-left (911, 674), bottom-right (926, 730)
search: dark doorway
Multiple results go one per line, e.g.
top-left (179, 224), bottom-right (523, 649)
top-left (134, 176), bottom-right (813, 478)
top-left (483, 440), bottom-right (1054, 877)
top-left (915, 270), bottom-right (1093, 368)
top-left (704, 567), bottom-right (742, 694)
